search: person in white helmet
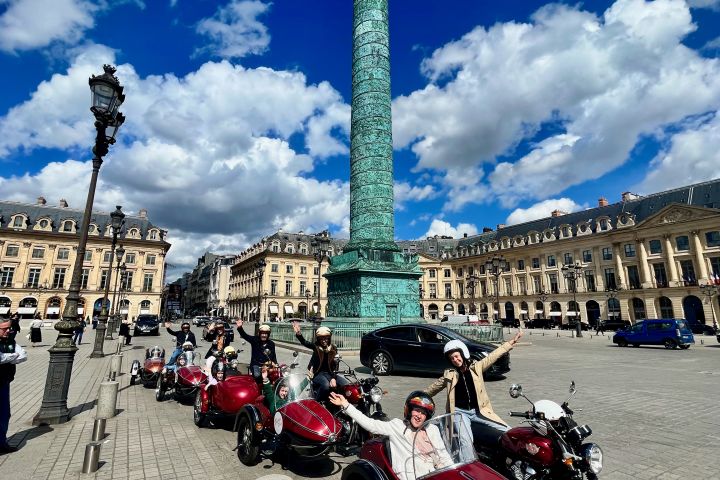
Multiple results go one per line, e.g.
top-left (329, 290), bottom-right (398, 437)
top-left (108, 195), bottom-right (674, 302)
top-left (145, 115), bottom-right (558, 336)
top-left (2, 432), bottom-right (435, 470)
top-left (235, 318), bottom-right (277, 382)
top-left (425, 331), bottom-right (522, 452)
top-left (292, 322), bottom-right (347, 401)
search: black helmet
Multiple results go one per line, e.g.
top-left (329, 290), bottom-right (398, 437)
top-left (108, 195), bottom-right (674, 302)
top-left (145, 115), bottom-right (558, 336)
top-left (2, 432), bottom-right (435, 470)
top-left (404, 390), bottom-right (435, 421)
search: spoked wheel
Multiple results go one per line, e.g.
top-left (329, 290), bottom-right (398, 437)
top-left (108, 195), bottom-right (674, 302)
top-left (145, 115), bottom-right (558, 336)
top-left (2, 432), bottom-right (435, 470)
top-left (193, 391), bottom-right (207, 427)
top-left (236, 415), bottom-right (260, 466)
top-left (370, 351), bottom-right (392, 376)
top-left (155, 377), bottom-right (165, 402)
top-left (664, 339), bottom-right (678, 349)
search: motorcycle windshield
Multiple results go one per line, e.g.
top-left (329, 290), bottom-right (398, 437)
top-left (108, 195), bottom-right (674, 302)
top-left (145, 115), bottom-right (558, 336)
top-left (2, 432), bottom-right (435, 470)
top-left (409, 413), bottom-right (477, 479)
top-left (147, 346), bottom-right (164, 359)
top-left (275, 372), bottom-right (312, 404)
top-left (176, 351), bottom-right (201, 367)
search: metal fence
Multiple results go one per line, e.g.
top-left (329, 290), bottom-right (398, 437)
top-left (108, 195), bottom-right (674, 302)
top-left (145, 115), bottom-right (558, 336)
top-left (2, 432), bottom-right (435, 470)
top-left (264, 321), bottom-right (504, 351)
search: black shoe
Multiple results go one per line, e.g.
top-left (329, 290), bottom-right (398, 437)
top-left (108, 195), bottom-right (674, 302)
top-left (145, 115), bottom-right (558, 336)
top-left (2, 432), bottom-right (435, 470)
top-left (0, 444), bottom-right (18, 454)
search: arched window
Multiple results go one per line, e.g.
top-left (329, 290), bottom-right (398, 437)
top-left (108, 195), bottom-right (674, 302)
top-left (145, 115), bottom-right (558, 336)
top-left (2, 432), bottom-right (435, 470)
top-left (658, 296), bottom-right (673, 318)
top-left (62, 221), bottom-right (74, 232)
top-left (608, 298), bottom-right (621, 320)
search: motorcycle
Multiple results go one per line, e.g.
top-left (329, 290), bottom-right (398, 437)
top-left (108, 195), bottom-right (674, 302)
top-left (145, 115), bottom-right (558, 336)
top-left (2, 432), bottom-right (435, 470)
top-left (480, 381), bottom-right (603, 480)
top-left (130, 346), bottom-right (165, 387)
top-left (156, 350), bottom-right (207, 402)
top-left (234, 354), bottom-right (343, 466)
top-left (193, 349), bottom-right (260, 428)
top-left (342, 412), bottom-right (505, 480)
top-left (333, 354), bottom-right (386, 449)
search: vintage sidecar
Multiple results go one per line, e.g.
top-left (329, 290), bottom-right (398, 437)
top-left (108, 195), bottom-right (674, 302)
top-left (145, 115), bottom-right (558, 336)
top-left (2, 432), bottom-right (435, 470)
top-left (193, 358), bottom-right (260, 428)
top-left (234, 370), bottom-right (343, 466)
top-left (156, 351), bottom-right (207, 402)
top-left (130, 346), bottom-right (165, 387)
top-left (341, 413), bottom-right (506, 480)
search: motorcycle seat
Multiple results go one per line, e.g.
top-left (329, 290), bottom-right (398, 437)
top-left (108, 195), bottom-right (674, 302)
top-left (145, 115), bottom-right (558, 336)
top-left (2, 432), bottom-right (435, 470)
top-left (470, 421), bottom-right (507, 451)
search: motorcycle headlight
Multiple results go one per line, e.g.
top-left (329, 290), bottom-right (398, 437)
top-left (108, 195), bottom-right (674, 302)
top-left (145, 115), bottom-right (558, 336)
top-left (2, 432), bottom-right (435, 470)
top-left (581, 443), bottom-right (603, 474)
top-left (370, 386), bottom-right (383, 404)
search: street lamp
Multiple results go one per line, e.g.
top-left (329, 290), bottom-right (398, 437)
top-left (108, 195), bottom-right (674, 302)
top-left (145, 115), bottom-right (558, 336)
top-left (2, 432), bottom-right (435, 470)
top-left (107, 245), bottom-right (126, 338)
top-left (699, 283), bottom-right (719, 331)
top-left (305, 289), bottom-right (311, 320)
top-left (485, 256), bottom-right (506, 324)
top-left (91, 206), bottom-right (124, 356)
top-left (419, 285), bottom-right (424, 319)
top-left (255, 259), bottom-right (266, 323)
top-left (562, 262), bottom-right (584, 338)
top-left (263, 292), bottom-right (268, 322)
top-left (115, 266), bottom-right (129, 321)
top-left (466, 274), bottom-right (480, 315)
top-left (312, 231), bottom-right (331, 321)
top-left (34, 64), bottom-right (125, 426)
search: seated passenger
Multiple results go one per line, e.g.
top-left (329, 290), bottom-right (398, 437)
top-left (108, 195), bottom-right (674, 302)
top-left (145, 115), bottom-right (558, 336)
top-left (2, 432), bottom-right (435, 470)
top-left (163, 342), bottom-right (193, 373)
top-left (329, 390), bottom-right (453, 480)
top-left (261, 367), bottom-right (309, 415)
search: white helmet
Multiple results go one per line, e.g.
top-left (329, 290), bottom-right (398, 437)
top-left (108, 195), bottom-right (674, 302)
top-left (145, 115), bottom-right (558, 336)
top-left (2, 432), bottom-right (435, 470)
top-left (443, 339), bottom-right (470, 361)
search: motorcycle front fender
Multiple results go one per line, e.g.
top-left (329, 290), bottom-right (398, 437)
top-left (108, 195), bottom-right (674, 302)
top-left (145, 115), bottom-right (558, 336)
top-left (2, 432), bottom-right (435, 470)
top-left (198, 389), bottom-right (210, 413)
top-left (130, 360), bottom-right (140, 376)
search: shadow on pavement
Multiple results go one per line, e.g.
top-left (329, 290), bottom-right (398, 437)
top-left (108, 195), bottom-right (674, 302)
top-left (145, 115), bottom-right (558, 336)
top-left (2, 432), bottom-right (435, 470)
top-left (7, 424), bottom-right (54, 450)
top-left (279, 455), bottom-right (344, 478)
top-left (69, 399), bottom-right (97, 417)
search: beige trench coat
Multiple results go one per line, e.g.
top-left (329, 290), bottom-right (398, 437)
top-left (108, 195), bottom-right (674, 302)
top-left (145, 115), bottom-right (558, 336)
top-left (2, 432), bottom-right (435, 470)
top-left (425, 341), bottom-right (513, 425)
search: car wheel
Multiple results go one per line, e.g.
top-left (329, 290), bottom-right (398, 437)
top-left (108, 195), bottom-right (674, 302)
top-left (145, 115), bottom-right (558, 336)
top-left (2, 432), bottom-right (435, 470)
top-left (193, 391), bottom-right (207, 427)
top-left (679, 344), bottom-right (690, 350)
top-left (236, 415), bottom-right (260, 466)
top-left (664, 339), bottom-right (678, 349)
top-left (632, 343), bottom-right (639, 348)
top-left (130, 375), bottom-right (136, 385)
top-left (370, 351), bottom-right (393, 376)
top-left (155, 377), bottom-right (165, 401)
top-left (617, 339), bottom-right (628, 347)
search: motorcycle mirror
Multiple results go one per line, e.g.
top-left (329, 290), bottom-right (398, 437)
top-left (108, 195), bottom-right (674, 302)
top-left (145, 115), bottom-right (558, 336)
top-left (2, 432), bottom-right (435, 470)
top-left (569, 380), bottom-right (576, 395)
top-left (335, 354), bottom-right (343, 361)
top-left (509, 384), bottom-right (523, 399)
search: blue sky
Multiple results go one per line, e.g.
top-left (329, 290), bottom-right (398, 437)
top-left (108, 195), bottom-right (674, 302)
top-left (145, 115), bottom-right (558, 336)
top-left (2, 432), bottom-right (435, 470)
top-left (1, 0), bottom-right (719, 279)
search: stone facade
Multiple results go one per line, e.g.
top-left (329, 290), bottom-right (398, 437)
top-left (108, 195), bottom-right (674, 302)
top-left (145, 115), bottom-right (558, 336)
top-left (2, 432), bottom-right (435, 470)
top-left (0, 199), bottom-right (170, 320)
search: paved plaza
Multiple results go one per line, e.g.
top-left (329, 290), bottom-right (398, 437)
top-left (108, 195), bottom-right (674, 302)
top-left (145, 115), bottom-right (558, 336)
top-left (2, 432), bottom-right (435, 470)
top-left (1, 322), bottom-right (719, 479)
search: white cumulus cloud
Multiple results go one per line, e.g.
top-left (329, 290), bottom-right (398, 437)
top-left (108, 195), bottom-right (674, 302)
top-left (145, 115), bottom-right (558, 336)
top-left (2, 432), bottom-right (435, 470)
top-left (506, 198), bottom-right (586, 225)
top-left (394, 181), bottom-right (437, 210)
top-left (195, 0), bottom-right (271, 60)
top-left (423, 219), bottom-right (478, 239)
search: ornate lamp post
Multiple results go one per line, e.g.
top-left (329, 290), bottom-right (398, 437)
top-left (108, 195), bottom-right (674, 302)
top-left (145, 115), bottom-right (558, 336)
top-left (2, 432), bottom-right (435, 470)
top-left (34, 65), bottom-right (125, 426)
top-left (263, 292), bottom-right (268, 322)
top-left (537, 290), bottom-right (549, 324)
top-left (466, 273), bottom-right (480, 315)
top-left (699, 283), bottom-right (719, 331)
top-left (305, 289), bottom-right (311, 320)
top-left (562, 262), bottom-right (584, 338)
top-left (604, 286), bottom-right (621, 328)
top-left (106, 245), bottom-right (126, 338)
top-left (312, 231), bottom-right (331, 320)
top-left (91, 206), bottom-right (124, 356)
top-left (252, 259), bottom-right (266, 334)
top-left (419, 285), bottom-right (424, 319)
top-left (485, 256), bottom-right (506, 324)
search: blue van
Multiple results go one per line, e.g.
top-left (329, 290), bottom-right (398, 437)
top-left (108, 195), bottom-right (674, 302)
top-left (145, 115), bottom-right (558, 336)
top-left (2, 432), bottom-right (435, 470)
top-left (613, 319), bottom-right (694, 349)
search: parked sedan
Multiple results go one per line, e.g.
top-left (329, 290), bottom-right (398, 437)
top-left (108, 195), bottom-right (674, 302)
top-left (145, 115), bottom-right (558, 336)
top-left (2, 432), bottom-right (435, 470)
top-left (133, 315), bottom-right (160, 336)
top-left (360, 323), bottom-right (510, 378)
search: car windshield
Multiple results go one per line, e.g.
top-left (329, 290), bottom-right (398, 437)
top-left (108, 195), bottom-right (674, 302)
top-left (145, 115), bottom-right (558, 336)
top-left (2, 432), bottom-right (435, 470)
top-left (409, 413), bottom-right (477, 479)
top-left (138, 318), bottom-right (157, 325)
top-left (176, 351), bottom-right (201, 367)
top-left (676, 320), bottom-right (687, 330)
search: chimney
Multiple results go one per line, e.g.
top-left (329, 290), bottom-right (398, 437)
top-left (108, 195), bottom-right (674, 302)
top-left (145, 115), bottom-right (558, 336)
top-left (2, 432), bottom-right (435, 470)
top-left (139, 208), bottom-right (148, 218)
top-left (59, 199), bottom-right (68, 208)
top-left (551, 209), bottom-right (567, 217)
top-left (482, 227), bottom-right (493, 233)
top-left (598, 197), bottom-right (608, 207)
top-left (496, 223), bottom-right (506, 230)
top-left (463, 233), bottom-right (468, 238)
top-left (621, 191), bottom-right (639, 202)
top-left (37, 196), bottom-right (46, 205)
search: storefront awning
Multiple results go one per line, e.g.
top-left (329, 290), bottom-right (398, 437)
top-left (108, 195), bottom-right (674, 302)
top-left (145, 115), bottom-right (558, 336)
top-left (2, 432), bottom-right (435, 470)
top-left (549, 311), bottom-right (562, 317)
top-left (18, 307), bottom-right (37, 314)
top-left (566, 311), bottom-right (577, 316)
top-left (608, 312), bottom-right (619, 317)
top-left (269, 304), bottom-right (279, 314)
top-left (0, 307), bottom-right (10, 314)
top-left (519, 310), bottom-right (528, 314)
top-left (78, 307), bottom-right (84, 314)
top-left (46, 307), bottom-right (61, 314)
top-left (284, 305), bottom-right (294, 314)
top-left (249, 307), bottom-right (258, 314)
top-left (120, 308), bottom-right (129, 314)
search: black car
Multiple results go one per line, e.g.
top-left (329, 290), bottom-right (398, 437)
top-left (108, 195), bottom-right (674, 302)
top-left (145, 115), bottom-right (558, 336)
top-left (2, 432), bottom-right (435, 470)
top-left (360, 323), bottom-right (510, 378)
top-left (597, 319), bottom-right (631, 331)
top-left (134, 314), bottom-right (160, 336)
top-left (500, 318), bottom-right (520, 328)
top-left (561, 319), bottom-right (589, 331)
top-left (686, 320), bottom-right (717, 335)
top-left (523, 318), bottom-right (556, 329)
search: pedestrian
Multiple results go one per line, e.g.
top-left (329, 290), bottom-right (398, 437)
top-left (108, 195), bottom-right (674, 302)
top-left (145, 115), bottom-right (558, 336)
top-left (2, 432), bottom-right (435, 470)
top-left (595, 319), bottom-right (605, 336)
top-left (72, 317), bottom-right (87, 345)
top-left (91, 315), bottom-right (97, 330)
top-left (119, 319), bottom-right (132, 345)
top-left (0, 319), bottom-right (28, 454)
top-left (8, 314), bottom-right (20, 341)
top-left (28, 316), bottom-right (43, 347)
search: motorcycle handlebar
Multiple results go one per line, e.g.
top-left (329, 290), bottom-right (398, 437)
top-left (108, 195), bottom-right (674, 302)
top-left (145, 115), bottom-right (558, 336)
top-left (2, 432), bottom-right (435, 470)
top-left (509, 411), bottom-right (530, 418)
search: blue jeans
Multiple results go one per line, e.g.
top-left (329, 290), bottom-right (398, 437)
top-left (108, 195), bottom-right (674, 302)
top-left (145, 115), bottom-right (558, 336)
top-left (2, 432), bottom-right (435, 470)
top-left (455, 407), bottom-right (509, 458)
top-left (0, 383), bottom-right (10, 446)
top-left (168, 347), bottom-right (182, 366)
top-left (73, 331), bottom-right (83, 345)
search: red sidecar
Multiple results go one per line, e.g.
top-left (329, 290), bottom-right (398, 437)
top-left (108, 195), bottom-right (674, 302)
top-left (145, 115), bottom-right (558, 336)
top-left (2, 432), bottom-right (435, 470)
top-left (193, 359), bottom-right (260, 427)
top-left (341, 413), bottom-right (505, 480)
top-left (130, 346), bottom-right (165, 387)
top-left (156, 351), bottom-right (207, 402)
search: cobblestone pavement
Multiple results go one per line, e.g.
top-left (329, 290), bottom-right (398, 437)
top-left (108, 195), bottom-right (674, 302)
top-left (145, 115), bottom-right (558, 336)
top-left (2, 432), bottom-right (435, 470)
top-left (1, 322), bottom-right (719, 479)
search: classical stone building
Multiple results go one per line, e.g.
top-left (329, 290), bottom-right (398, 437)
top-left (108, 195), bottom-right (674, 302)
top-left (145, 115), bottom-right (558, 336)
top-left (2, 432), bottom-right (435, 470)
top-left (228, 231), bottom-right (347, 321)
top-left (0, 198), bottom-right (170, 321)
top-left (405, 180), bottom-right (720, 328)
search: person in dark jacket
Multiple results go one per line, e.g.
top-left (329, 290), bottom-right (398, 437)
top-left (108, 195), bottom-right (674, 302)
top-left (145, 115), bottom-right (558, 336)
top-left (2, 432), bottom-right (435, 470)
top-left (204, 321), bottom-right (232, 359)
top-left (119, 319), bottom-right (132, 345)
top-left (165, 322), bottom-right (197, 365)
top-left (8, 314), bottom-right (20, 342)
top-left (72, 317), bottom-right (86, 345)
top-left (1, 319), bottom-right (28, 454)
top-left (235, 319), bottom-right (277, 381)
top-left (292, 322), bottom-right (346, 401)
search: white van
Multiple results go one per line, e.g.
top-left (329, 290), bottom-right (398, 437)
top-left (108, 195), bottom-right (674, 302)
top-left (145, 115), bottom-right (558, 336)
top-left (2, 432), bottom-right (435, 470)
top-left (441, 314), bottom-right (480, 324)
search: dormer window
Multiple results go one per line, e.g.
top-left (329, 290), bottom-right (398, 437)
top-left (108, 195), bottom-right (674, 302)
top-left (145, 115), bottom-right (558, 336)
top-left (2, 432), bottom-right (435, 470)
top-left (543, 229), bottom-right (555, 241)
top-left (127, 228), bottom-right (140, 239)
top-left (286, 244), bottom-right (295, 254)
top-left (597, 217), bottom-right (611, 231)
top-left (11, 216), bottom-right (25, 228)
top-left (560, 225), bottom-right (571, 238)
top-left (62, 221), bottom-right (74, 232)
top-left (148, 229), bottom-right (158, 240)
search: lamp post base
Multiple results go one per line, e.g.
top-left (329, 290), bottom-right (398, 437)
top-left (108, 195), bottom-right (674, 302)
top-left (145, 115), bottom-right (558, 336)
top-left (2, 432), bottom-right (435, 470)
top-left (90, 323), bottom-right (107, 358)
top-left (33, 333), bottom-right (78, 425)
top-left (575, 322), bottom-right (583, 338)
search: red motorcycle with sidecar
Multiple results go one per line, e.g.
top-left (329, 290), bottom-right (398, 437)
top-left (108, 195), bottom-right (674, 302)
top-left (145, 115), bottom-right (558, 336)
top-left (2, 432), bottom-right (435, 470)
top-left (342, 412), bottom-right (506, 480)
top-left (155, 350), bottom-right (207, 402)
top-left (234, 354), bottom-right (344, 466)
top-left (129, 346), bottom-right (165, 387)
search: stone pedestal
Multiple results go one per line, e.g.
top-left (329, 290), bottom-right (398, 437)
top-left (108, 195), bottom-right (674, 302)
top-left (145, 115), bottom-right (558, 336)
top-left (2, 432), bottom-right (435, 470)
top-left (96, 381), bottom-right (119, 419)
